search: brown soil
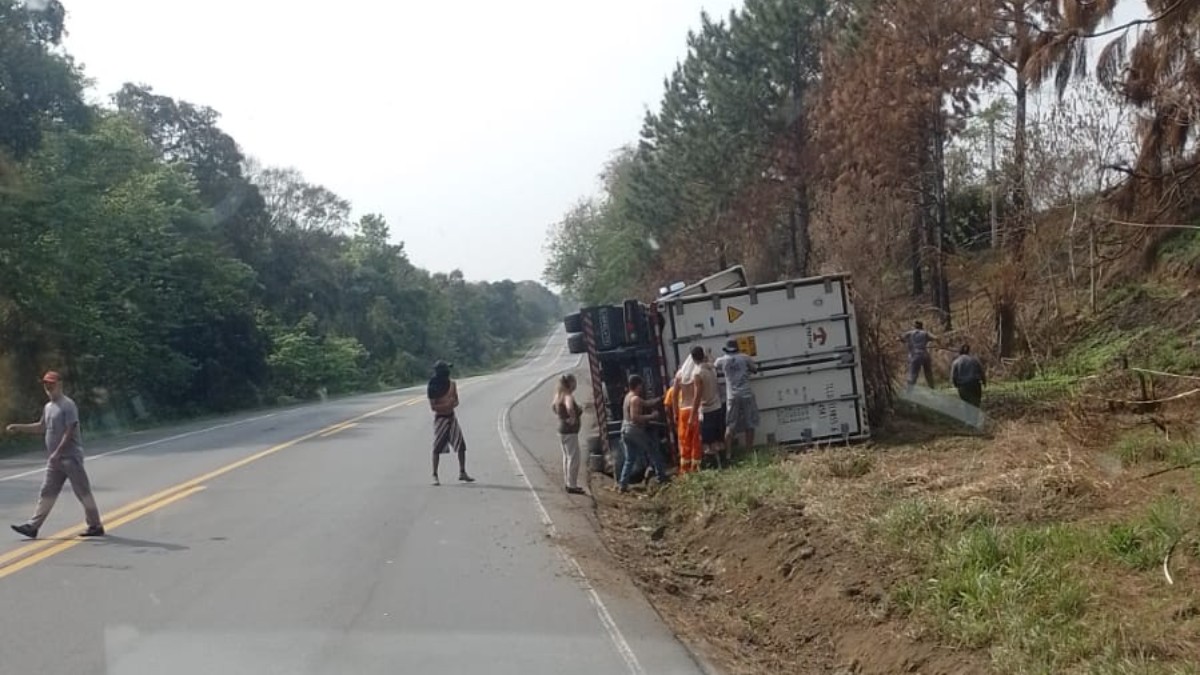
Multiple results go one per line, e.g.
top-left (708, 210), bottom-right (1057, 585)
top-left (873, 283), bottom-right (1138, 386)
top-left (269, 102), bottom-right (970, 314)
top-left (592, 484), bottom-right (991, 674)
top-left (584, 393), bottom-right (1200, 674)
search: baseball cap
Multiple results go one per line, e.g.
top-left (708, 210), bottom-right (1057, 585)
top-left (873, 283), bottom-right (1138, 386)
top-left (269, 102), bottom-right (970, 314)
top-left (723, 339), bottom-right (739, 354)
top-left (41, 371), bottom-right (62, 384)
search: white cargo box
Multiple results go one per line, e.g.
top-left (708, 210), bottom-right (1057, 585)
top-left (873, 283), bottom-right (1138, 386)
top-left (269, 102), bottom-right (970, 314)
top-left (659, 265), bottom-right (748, 300)
top-left (656, 274), bottom-right (870, 445)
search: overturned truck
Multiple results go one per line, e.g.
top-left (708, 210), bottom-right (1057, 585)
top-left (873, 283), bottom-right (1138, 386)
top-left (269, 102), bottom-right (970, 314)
top-left (564, 266), bottom-right (871, 474)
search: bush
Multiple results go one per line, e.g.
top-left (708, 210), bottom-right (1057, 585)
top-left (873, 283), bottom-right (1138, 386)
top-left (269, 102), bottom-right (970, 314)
top-left (265, 314), bottom-right (367, 399)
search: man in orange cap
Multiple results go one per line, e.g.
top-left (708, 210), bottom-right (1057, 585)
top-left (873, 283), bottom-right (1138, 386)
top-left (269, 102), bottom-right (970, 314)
top-left (6, 371), bottom-right (105, 538)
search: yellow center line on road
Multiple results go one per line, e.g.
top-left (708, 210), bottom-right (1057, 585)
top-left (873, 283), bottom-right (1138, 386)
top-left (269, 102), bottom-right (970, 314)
top-left (319, 422), bottom-right (358, 437)
top-left (0, 395), bottom-right (421, 578)
top-left (0, 485), bottom-right (208, 581)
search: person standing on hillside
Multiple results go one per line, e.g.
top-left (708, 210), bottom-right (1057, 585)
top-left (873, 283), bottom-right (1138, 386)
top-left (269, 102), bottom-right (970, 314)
top-left (901, 320), bottom-right (937, 392)
top-left (714, 339), bottom-right (759, 455)
top-left (428, 360), bottom-right (475, 486)
top-left (551, 374), bottom-right (585, 495)
top-left (7, 371), bottom-right (105, 539)
top-left (951, 344), bottom-right (986, 409)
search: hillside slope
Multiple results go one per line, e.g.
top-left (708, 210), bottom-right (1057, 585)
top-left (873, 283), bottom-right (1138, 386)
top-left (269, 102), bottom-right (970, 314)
top-left (584, 262), bottom-right (1200, 674)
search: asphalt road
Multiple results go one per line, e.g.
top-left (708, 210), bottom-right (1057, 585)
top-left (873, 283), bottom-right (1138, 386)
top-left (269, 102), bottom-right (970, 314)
top-left (0, 333), bottom-right (707, 675)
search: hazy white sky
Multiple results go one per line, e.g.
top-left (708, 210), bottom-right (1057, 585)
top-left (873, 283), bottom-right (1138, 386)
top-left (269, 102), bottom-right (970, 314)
top-left (61, 0), bottom-right (739, 284)
top-left (60, 0), bottom-right (1148, 284)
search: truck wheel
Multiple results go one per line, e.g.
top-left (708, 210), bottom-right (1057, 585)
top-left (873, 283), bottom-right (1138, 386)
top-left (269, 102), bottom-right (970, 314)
top-left (567, 333), bottom-right (587, 354)
top-left (586, 435), bottom-right (603, 456)
top-left (563, 312), bottom-right (583, 334)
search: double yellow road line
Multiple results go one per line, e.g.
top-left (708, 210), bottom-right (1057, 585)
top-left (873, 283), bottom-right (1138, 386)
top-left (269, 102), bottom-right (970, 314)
top-left (0, 395), bottom-right (424, 580)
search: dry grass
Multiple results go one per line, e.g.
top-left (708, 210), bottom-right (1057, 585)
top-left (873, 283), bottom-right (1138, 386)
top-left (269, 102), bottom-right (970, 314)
top-left (730, 413), bottom-right (1200, 673)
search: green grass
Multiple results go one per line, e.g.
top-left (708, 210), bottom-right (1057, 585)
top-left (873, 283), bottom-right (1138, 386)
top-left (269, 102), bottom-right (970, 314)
top-left (1145, 333), bottom-right (1200, 374)
top-left (1103, 495), bottom-right (1192, 571)
top-left (1053, 329), bottom-right (1147, 377)
top-left (876, 496), bottom-right (1200, 673)
top-left (672, 454), bottom-right (798, 515)
top-left (986, 376), bottom-right (1078, 406)
top-left (1156, 227), bottom-right (1200, 267)
top-left (1112, 429), bottom-right (1200, 468)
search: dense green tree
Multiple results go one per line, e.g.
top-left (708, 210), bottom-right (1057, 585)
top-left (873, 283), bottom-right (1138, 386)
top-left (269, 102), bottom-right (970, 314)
top-left (544, 0), bottom-right (832, 301)
top-left (0, 4), bottom-right (557, 427)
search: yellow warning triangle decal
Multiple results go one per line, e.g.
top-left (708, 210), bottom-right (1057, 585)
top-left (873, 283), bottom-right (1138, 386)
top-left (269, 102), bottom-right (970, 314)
top-left (727, 306), bottom-right (744, 323)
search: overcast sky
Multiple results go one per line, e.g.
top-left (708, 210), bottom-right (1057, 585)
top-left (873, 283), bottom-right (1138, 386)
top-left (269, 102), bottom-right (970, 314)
top-left (61, 0), bottom-right (739, 284)
top-left (61, 0), bottom-right (1147, 285)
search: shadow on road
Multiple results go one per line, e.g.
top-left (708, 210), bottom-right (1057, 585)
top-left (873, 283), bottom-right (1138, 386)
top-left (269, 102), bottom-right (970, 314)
top-left (95, 535), bottom-right (189, 552)
top-left (451, 483), bottom-right (543, 494)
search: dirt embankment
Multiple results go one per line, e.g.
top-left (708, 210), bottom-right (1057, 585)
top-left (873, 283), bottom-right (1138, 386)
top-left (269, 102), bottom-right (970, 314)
top-left (593, 484), bottom-right (989, 674)
top-left (584, 399), bottom-right (1200, 674)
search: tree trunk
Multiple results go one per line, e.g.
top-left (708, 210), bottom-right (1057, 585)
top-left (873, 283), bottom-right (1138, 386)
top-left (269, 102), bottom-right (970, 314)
top-left (1011, 74), bottom-right (1028, 255)
top-left (911, 216), bottom-right (924, 296)
top-left (989, 117), bottom-right (999, 249)
top-left (997, 5), bottom-right (1030, 359)
top-left (1089, 221), bottom-right (1097, 312)
top-left (791, 186), bottom-right (811, 277)
top-left (931, 111), bottom-right (952, 330)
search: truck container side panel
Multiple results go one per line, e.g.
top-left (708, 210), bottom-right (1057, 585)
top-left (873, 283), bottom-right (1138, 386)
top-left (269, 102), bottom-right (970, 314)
top-left (670, 318), bottom-right (854, 367)
top-left (659, 278), bottom-right (851, 372)
top-left (753, 368), bottom-right (867, 442)
top-left (840, 282), bottom-right (869, 436)
top-left (661, 265), bottom-right (748, 301)
top-left (656, 274), bottom-right (870, 446)
top-left (669, 284), bottom-right (846, 333)
top-left (689, 281), bottom-right (850, 334)
top-left (665, 300), bottom-right (684, 380)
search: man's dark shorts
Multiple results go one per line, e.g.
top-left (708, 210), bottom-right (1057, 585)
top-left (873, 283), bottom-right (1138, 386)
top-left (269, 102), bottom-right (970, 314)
top-left (700, 407), bottom-right (725, 444)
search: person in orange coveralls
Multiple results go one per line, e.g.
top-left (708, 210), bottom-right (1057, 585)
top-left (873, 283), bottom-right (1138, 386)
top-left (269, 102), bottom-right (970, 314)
top-left (674, 346), bottom-right (705, 474)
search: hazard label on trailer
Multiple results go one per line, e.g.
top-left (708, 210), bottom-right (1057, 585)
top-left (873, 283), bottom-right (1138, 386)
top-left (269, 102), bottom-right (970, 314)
top-left (736, 335), bottom-right (757, 356)
top-left (727, 306), bottom-right (744, 323)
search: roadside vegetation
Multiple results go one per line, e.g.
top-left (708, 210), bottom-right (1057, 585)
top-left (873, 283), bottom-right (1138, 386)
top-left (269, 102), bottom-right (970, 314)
top-left (0, 0), bottom-right (558, 437)
top-left (559, 0), bottom-right (1200, 672)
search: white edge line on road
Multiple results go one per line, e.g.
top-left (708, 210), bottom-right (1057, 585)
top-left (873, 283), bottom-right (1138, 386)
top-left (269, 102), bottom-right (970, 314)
top-left (496, 349), bottom-right (645, 675)
top-left (0, 383), bottom-right (435, 483)
top-left (0, 411), bottom-right (288, 483)
top-left (0, 334), bottom-right (558, 485)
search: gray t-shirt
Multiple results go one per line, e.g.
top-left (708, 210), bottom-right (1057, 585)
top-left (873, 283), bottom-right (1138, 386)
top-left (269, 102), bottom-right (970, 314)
top-left (43, 396), bottom-right (83, 458)
top-left (714, 353), bottom-right (755, 399)
top-left (902, 329), bottom-right (932, 358)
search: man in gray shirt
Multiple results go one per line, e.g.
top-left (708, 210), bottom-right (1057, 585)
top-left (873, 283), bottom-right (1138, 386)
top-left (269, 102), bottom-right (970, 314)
top-left (714, 339), bottom-right (759, 454)
top-left (901, 320), bottom-right (936, 392)
top-left (6, 371), bottom-right (104, 538)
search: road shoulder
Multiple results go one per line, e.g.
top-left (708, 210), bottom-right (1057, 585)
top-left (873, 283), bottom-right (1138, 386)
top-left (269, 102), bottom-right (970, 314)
top-left (507, 365), bottom-right (721, 675)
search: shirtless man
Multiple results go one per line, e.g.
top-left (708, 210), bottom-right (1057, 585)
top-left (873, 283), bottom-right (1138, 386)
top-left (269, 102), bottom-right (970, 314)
top-left (674, 346), bottom-right (706, 474)
top-left (427, 360), bottom-right (475, 486)
top-left (617, 375), bottom-right (669, 492)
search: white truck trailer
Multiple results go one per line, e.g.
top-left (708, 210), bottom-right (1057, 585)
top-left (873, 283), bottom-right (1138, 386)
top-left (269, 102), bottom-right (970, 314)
top-left (655, 272), bottom-right (870, 446)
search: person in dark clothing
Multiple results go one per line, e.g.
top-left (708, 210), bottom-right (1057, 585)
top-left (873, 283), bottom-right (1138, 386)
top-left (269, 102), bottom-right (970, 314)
top-left (427, 360), bottom-right (475, 486)
top-left (950, 344), bottom-right (986, 408)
